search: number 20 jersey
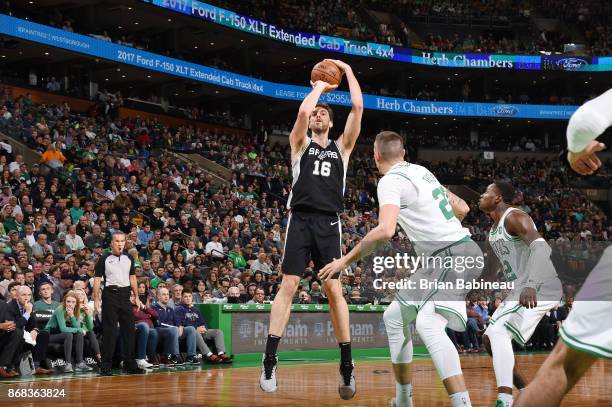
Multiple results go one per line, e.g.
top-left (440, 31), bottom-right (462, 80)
top-left (287, 138), bottom-right (346, 213)
top-left (377, 161), bottom-right (470, 256)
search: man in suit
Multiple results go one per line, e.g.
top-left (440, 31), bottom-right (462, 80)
top-left (0, 298), bottom-right (21, 377)
top-left (7, 285), bottom-right (53, 375)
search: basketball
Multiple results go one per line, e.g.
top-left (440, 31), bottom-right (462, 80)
top-left (311, 60), bottom-right (343, 89)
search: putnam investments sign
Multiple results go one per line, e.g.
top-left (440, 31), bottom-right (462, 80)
top-left (232, 312), bottom-right (396, 352)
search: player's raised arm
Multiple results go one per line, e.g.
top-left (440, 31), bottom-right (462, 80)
top-left (289, 81), bottom-right (337, 157)
top-left (566, 89), bottom-right (610, 175)
top-left (326, 59), bottom-right (363, 156)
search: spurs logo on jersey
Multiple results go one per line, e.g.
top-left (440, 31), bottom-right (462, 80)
top-left (288, 138), bottom-right (346, 213)
top-left (311, 148), bottom-right (339, 160)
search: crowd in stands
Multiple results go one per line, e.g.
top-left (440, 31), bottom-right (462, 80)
top-left (536, 0), bottom-right (612, 55)
top-left (0, 74), bottom-right (609, 376)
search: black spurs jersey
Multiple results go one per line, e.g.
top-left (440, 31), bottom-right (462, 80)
top-left (288, 138), bottom-right (346, 213)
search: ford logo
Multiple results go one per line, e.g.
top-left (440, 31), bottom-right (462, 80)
top-left (556, 58), bottom-right (588, 71)
top-left (493, 105), bottom-right (519, 116)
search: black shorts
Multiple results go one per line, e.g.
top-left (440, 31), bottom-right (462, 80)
top-left (281, 210), bottom-right (342, 278)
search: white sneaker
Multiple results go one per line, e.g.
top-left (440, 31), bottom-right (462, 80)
top-left (136, 359), bottom-right (153, 369)
top-left (75, 361), bottom-right (93, 371)
top-left (259, 355), bottom-right (278, 392)
top-left (338, 361), bottom-right (356, 400)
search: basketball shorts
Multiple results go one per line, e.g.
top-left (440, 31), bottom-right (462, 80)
top-left (394, 237), bottom-right (484, 332)
top-left (559, 246), bottom-right (612, 359)
top-left (486, 276), bottom-right (562, 345)
top-left (281, 210), bottom-right (342, 278)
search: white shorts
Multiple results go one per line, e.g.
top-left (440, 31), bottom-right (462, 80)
top-left (395, 238), bottom-right (483, 332)
top-left (486, 299), bottom-right (560, 345)
top-left (486, 272), bottom-right (562, 344)
top-left (560, 247), bottom-right (612, 359)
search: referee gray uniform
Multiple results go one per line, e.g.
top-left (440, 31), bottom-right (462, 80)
top-left (95, 251), bottom-right (138, 371)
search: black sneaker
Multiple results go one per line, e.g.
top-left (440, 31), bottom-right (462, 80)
top-left (99, 367), bottom-right (113, 377)
top-left (218, 354), bottom-right (233, 364)
top-left (170, 354), bottom-right (184, 366)
top-left (149, 355), bottom-right (160, 368)
top-left (124, 367), bottom-right (146, 375)
top-left (185, 356), bottom-right (200, 365)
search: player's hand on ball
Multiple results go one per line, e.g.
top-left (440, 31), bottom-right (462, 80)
top-left (519, 287), bottom-right (537, 309)
top-left (323, 59), bottom-right (350, 73)
top-left (318, 258), bottom-right (345, 281)
top-left (310, 80), bottom-right (338, 93)
top-left (567, 141), bottom-right (606, 175)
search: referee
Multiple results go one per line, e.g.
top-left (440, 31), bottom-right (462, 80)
top-left (93, 232), bottom-right (145, 376)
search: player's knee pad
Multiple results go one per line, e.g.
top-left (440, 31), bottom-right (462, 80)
top-left (384, 302), bottom-right (414, 364)
top-left (415, 305), bottom-right (462, 380)
top-left (415, 303), bottom-right (447, 339)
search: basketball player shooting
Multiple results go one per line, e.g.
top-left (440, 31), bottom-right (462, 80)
top-left (514, 90), bottom-right (610, 407)
top-left (259, 59), bottom-right (363, 400)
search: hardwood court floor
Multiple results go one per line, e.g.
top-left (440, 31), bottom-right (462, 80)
top-left (1, 354), bottom-right (611, 406)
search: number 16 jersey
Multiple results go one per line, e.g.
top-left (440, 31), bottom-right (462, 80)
top-left (377, 161), bottom-right (470, 256)
top-left (288, 138), bottom-right (346, 213)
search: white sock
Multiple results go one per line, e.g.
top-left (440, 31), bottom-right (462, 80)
top-left (206, 352), bottom-right (213, 357)
top-left (449, 391), bottom-right (472, 407)
top-left (489, 331), bottom-right (515, 389)
top-left (498, 393), bottom-right (513, 406)
top-left (396, 383), bottom-right (413, 407)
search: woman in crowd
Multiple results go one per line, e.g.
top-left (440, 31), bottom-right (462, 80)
top-left (73, 288), bottom-right (101, 366)
top-left (137, 280), bottom-right (150, 305)
top-left (206, 271), bottom-right (219, 292)
top-left (192, 280), bottom-right (207, 304)
top-left (130, 291), bottom-right (159, 369)
top-left (46, 291), bottom-right (93, 372)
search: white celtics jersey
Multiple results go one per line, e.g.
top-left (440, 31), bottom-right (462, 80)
top-left (488, 207), bottom-right (557, 287)
top-left (377, 161), bottom-right (471, 256)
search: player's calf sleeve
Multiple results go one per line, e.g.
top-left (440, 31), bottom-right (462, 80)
top-left (265, 334), bottom-right (281, 356)
top-left (383, 302), bottom-right (414, 364)
top-left (415, 306), bottom-right (462, 380)
top-left (339, 342), bottom-right (352, 364)
top-left (488, 330), bottom-right (515, 389)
